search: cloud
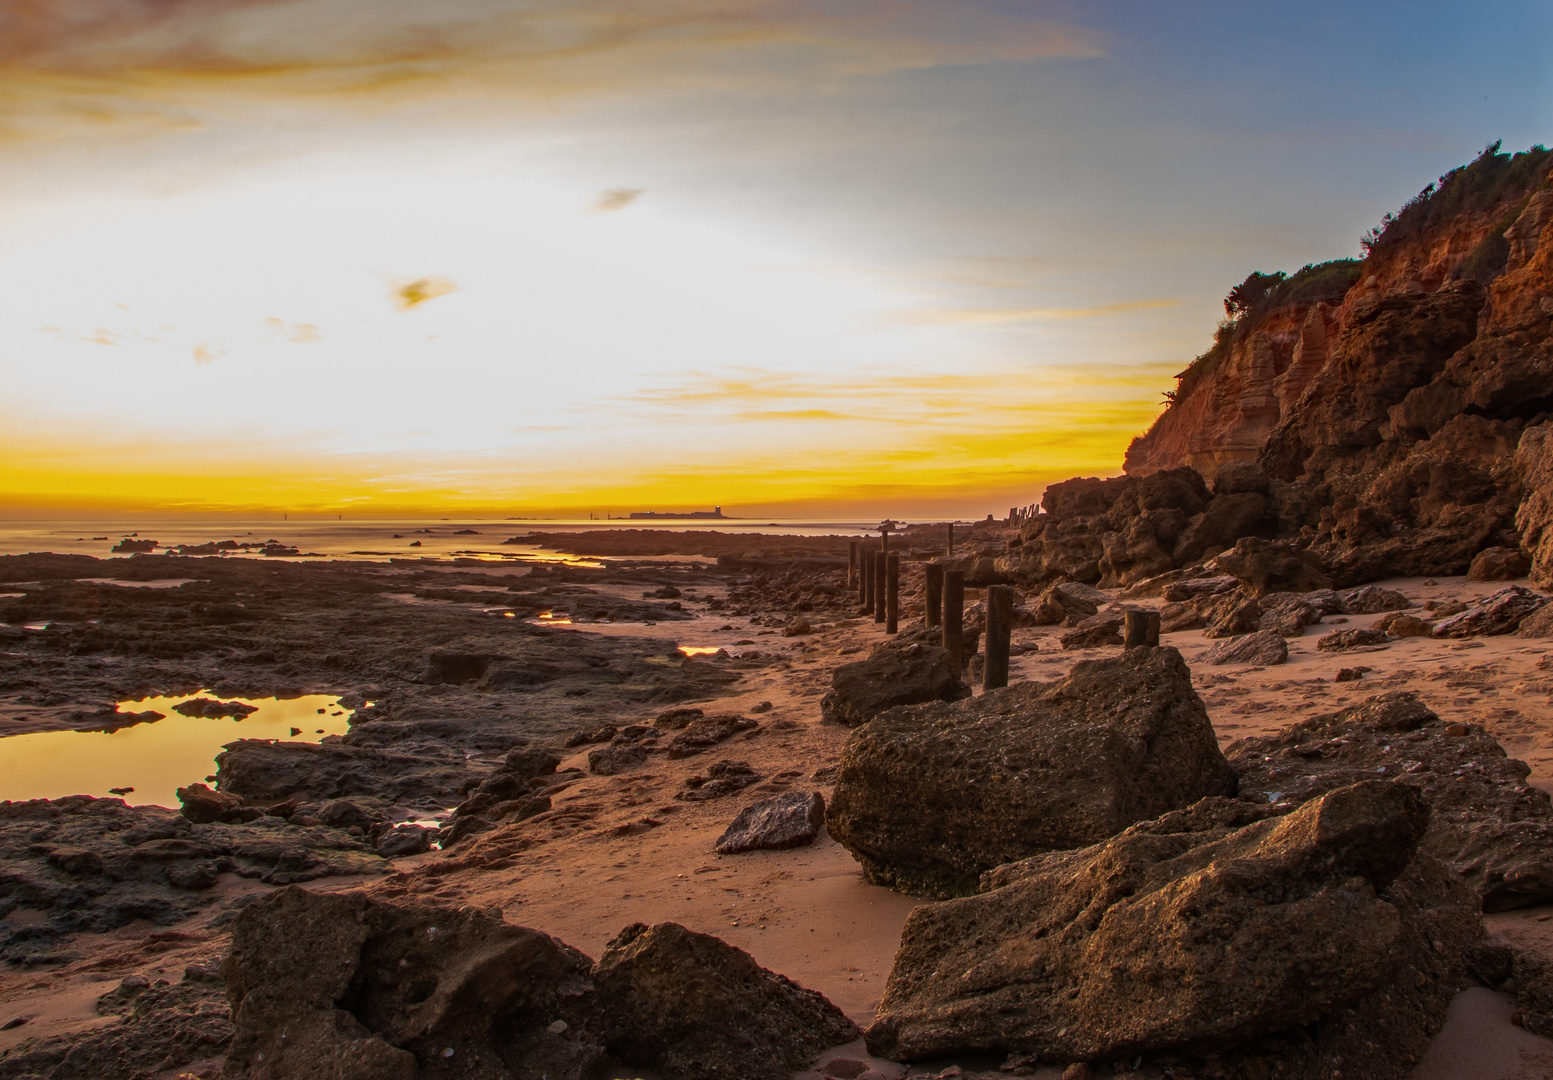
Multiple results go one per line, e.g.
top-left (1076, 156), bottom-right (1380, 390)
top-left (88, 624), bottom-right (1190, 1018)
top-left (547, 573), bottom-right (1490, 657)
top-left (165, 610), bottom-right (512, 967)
top-left (391, 276), bottom-right (457, 311)
top-left (192, 342), bottom-right (225, 364)
top-left (594, 187), bottom-right (643, 212)
top-left (263, 316), bottom-right (321, 342)
top-left (0, 0), bottom-right (1108, 147)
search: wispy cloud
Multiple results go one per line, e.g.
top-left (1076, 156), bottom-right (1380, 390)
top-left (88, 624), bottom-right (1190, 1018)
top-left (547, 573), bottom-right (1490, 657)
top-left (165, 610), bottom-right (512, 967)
top-left (391, 277), bottom-right (457, 311)
top-left (0, 1), bottom-right (1107, 144)
top-left (594, 187), bottom-right (643, 212)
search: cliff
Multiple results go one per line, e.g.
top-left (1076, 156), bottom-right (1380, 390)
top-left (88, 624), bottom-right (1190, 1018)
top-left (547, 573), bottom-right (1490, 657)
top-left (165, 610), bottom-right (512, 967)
top-left (1007, 142), bottom-right (1553, 589)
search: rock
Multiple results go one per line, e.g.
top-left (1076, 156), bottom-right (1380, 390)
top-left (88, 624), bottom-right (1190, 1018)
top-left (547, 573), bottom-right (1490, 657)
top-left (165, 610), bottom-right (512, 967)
top-left (588, 742), bottom-right (648, 775)
top-left (215, 739), bottom-right (476, 807)
top-left (819, 643), bottom-right (969, 727)
top-left (667, 716), bottom-right (759, 758)
top-left (592, 922), bottom-right (859, 1080)
top-left (1227, 692), bottom-right (1553, 911)
top-left (1334, 666), bottom-right (1372, 682)
top-left (1432, 584), bottom-right (1550, 637)
top-left (317, 799), bottom-right (381, 832)
top-left (1215, 538), bottom-right (1333, 597)
top-left (1201, 595), bottom-right (1262, 638)
top-left (1202, 629), bottom-right (1288, 666)
top-left (172, 697), bottom-right (258, 719)
top-left (1379, 612), bottom-right (1436, 636)
top-left (175, 782), bottom-right (246, 825)
top-left (375, 825), bottom-right (433, 858)
top-left (1519, 422), bottom-right (1553, 589)
top-left (781, 617), bottom-right (813, 637)
top-left (1212, 460), bottom-right (1272, 497)
top-left (1339, 585), bottom-right (1412, 613)
top-left (1158, 602), bottom-right (1205, 633)
top-left (678, 760), bottom-right (762, 801)
top-left (865, 781), bottom-right (1483, 1080)
top-left (1172, 490), bottom-right (1268, 564)
top-left (653, 707), bottom-right (704, 730)
top-left (1518, 604), bottom-right (1553, 637)
top-left (1468, 545), bottom-right (1531, 580)
top-left (424, 650), bottom-right (491, 684)
top-left (825, 646), bottom-right (1237, 897)
top-left (0, 979), bottom-right (231, 1079)
top-left (715, 792), bottom-right (825, 854)
top-left (1316, 627), bottom-right (1389, 650)
top-left (1056, 611), bottom-right (1124, 649)
top-left (1159, 574), bottom-right (1239, 602)
top-left (223, 887), bottom-right (606, 1080)
top-left (1030, 581), bottom-right (1107, 625)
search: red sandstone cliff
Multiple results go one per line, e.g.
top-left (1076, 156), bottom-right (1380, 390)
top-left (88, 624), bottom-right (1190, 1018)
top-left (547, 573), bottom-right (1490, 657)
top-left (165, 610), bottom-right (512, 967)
top-left (1008, 144), bottom-right (1553, 589)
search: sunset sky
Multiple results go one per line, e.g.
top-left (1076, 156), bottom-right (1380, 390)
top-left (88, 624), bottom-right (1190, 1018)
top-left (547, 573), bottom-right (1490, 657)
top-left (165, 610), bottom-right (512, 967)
top-left (1, 0), bottom-right (1548, 519)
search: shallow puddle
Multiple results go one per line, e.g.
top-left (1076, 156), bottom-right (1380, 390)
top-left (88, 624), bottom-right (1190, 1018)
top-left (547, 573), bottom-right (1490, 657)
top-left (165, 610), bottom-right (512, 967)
top-left (0, 692), bottom-right (355, 809)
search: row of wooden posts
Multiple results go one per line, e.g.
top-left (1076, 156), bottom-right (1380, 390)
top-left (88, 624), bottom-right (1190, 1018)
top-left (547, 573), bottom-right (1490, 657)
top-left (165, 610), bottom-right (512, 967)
top-left (846, 524), bottom-right (1161, 694)
top-left (845, 524), bottom-right (1020, 692)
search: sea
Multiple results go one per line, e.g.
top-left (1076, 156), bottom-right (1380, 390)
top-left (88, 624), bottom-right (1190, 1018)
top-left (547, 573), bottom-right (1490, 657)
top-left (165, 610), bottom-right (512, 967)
top-left (0, 518), bottom-right (883, 563)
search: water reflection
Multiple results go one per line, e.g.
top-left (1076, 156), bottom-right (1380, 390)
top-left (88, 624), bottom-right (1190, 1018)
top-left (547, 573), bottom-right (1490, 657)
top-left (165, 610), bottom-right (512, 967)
top-left (0, 692), bottom-right (354, 809)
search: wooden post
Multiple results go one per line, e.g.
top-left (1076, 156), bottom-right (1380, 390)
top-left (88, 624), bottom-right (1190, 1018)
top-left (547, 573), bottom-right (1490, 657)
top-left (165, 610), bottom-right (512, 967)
top-left (886, 553), bottom-right (900, 634)
top-left (947, 522), bottom-right (955, 557)
top-left (1124, 608), bottom-right (1161, 649)
top-left (848, 540), bottom-right (858, 589)
top-left (862, 547), bottom-right (875, 613)
top-left (943, 569), bottom-right (965, 675)
top-left (924, 563), bottom-right (944, 628)
top-left (984, 584), bottom-right (1014, 690)
top-left (874, 546), bottom-right (887, 624)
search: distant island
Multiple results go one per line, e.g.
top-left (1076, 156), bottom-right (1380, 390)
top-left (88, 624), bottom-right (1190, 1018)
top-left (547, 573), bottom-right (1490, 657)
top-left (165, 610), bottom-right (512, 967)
top-left (627, 506), bottom-right (727, 520)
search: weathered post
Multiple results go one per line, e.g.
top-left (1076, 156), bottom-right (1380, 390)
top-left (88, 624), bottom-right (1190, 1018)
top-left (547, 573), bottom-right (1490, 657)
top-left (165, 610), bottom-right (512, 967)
top-left (984, 584), bottom-right (1014, 690)
top-left (848, 540), bottom-right (858, 589)
top-left (943, 568), bottom-right (965, 676)
top-left (1124, 608), bottom-right (1161, 649)
top-left (874, 545), bottom-right (887, 624)
top-left (886, 553), bottom-right (900, 634)
top-left (924, 562), bottom-right (944, 628)
top-left (947, 522), bottom-right (955, 557)
top-left (862, 547), bottom-right (875, 614)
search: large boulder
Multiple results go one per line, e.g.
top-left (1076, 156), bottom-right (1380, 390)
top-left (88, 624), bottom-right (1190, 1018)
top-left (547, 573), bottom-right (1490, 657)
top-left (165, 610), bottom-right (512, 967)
top-left (819, 642), bottom-right (969, 727)
top-left (222, 887), bottom-right (605, 1080)
top-left (591, 922), bottom-right (859, 1080)
top-left (1029, 580), bottom-right (1106, 625)
top-left (865, 781), bottom-right (1484, 1080)
top-left (1228, 692), bottom-right (1553, 911)
top-left (824, 647), bottom-right (1237, 897)
top-left (1215, 537), bottom-right (1332, 597)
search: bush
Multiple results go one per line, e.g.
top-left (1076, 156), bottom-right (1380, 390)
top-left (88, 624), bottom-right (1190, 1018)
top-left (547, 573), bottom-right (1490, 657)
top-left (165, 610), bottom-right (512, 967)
top-left (1360, 141), bottom-right (1553, 260)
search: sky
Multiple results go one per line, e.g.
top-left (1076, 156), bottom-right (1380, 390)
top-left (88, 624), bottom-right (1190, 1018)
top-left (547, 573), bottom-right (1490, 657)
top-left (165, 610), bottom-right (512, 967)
top-left (0, 0), bottom-right (1549, 519)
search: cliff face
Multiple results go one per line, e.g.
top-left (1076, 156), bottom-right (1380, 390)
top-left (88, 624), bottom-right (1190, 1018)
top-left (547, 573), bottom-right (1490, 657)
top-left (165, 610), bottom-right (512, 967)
top-left (1010, 144), bottom-right (1553, 589)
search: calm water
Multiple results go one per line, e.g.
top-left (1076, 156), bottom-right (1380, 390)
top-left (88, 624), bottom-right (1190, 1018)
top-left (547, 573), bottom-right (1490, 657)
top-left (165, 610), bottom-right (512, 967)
top-left (0, 518), bottom-right (879, 564)
top-left (0, 692), bottom-right (354, 808)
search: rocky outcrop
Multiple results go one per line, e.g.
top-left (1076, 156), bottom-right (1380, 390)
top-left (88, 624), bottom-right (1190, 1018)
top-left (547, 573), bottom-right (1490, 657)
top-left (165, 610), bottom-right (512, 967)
top-left (215, 738), bottom-right (477, 807)
top-left (824, 647), bottom-right (1237, 897)
top-left (1228, 692), bottom-right (1553, 911)
top-left (866, 781), bottom-right (1482, 1079)
top-left (223, 893), bottom-right (857, 1080)
top-left (819, 642), bottom-right (968, 727)
top-left (592, 922), bottom-right (859, 1080)
top-left (1113, 146), bottom-right (1553, 587)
